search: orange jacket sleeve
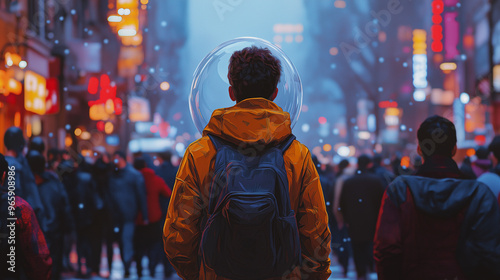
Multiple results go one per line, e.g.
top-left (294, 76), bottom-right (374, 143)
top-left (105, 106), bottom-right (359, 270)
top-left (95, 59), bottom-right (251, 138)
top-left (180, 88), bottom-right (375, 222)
top-left (163, 149), bottom-right (205, 280)
top-left (295, 150), bottom-right (332, 280)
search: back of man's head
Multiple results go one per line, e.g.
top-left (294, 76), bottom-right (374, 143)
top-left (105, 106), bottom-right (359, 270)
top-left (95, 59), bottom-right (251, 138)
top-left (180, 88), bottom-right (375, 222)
top-left (29, 136), bottom-right (45, 154)
top-left (26, 150), bottom-right (46, 175)
top-left (476, 146), bottom-right (489, 160)
top-left (357, 154), bottom-right (372, 171)
top-left (488, 135), bottom-right (500, 161)
top-left (228, 46), bottom-right (282, 102)
top-left (4, 126), bottom-right (25, 154)
top-left (133, 157), bottom-right (147, 170)
top-left (417, 115), bottom-right (457, 158)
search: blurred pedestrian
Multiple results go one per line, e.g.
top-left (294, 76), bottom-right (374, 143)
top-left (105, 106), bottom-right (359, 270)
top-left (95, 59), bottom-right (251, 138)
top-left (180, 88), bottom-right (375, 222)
top-left (472, 146), bottom-right (493, 178)
top-left (29, 136), bottom-right (46, 155)
top-left (89, 147), bottom-right (111, 277)
top-left (27, 150), bottom-right (73, 280)
top-left (477, 136), bottom-right (500, 205)
top-left (59, 157), bottom-right (98, 278)
top-left (107, 151), bottom-right (148, 279)
top-left (2, 126), bottom-right (46, 230)
top-left (331, 158), bottom-right (352, 277)
top-left (0, 153), bottom-right (52, 280)
top-left (47, 148), bottom-right (61, 172)
top-left (371, 154), bottom-right (395, 188)
top-left (133, 157), bottom-right (171, 278)
top-left (339, 155), bottom-right (385, 280)
top-left (374, 116), bottom-right (500, 280)
top-left (459, 156), bottom-right (476, 179)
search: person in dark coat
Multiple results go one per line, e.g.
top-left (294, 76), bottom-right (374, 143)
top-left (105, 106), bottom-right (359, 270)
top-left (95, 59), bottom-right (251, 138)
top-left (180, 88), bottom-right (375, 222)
top-left (28, 136), bottom-right (46, 155)
top-left (89, 147), bottom-right (111, 277)
top-left (374, 115), bottom-right (500, 280)
top-left (0, 153), bottom-right (53, 280)
top-left (133, 157), bottom-right (172, 278)
top-left (107, 151), bottom-right (148, 278)
top-left (27, 150), bottom-right (73, 280)
top-left (339, 155), bottom-right (385, 280)
top-left (478, 135), bottom-right (500, 205)
top-left (459, 156), bottom-right (476, 179)
top-left (471, 146), bottom-right (493, 178)
top-left (59, 158), bottom-right (98, 277)
top-left (3, 127), bottom-right (45, 229)
top-left (371, 154), bottom-right (395, 188)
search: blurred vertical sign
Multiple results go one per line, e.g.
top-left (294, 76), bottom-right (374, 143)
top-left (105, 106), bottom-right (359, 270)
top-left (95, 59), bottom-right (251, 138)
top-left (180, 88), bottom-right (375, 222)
top-left (413, 30), bottom-right (428, 89)
top-left (45, 78), bottom-right (60, 114)
top-left (24, 70), bottom-right (47, 115)
top-left (128, 96), bottom-right (150, 122)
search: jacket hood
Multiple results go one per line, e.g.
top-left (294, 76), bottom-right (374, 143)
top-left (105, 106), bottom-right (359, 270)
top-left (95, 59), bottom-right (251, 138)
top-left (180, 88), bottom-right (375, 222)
top-left (202, 98), bottom-right (292, 148)
top-left (388, 175), bottom-right (483, 218)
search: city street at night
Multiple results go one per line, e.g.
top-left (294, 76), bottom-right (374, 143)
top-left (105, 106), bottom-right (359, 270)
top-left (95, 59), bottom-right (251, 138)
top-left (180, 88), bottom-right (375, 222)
top-left (1, 0), bottom-right (500, 280)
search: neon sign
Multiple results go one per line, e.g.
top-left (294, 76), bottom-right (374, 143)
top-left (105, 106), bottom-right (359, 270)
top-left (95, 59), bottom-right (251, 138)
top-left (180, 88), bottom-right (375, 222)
top-left (413, 30), bottom-right (428, 89)
top-left (431, 0), bottom-right (444, 52)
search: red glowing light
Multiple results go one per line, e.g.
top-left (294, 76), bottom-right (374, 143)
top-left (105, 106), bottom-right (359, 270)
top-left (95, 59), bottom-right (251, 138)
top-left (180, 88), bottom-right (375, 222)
top-left (88, 77), bottom-right (99, 94)
top-left (431, 0), bottom-right (444, 14)
top-left (318, 117), bottom-right (327, 124)
top-left (150, 125), bottom-right (158, 133)
top-left (431, 42), bottom-right (443, 52)
top-left (432, 15), bottom-right (442, 24)
top-left (379, 101), bottom-right (398, 108)
top-left (97, 121), bottom-right (105, 132)
top-left (100, 74), bottom-right (110, 89)
top-left (431, 0), bottom-right (444, 53)
top-left (114, 98), bottom-right (123, 115)
top-left (474, 135), bottom-right (486, 145)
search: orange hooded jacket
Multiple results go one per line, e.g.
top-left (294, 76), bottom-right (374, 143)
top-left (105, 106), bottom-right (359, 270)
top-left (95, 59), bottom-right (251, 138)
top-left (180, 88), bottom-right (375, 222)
top-left (163, 98), bottom-right (331, 280)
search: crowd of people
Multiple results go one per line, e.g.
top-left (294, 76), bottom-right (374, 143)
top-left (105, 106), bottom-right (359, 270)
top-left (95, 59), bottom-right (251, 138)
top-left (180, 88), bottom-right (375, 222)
top-left (0, 126), bottom-right (178, 280)
top-left (2, 46), bottom-right (500, 280)
top-left (311, 117), bottom-right (500, 280)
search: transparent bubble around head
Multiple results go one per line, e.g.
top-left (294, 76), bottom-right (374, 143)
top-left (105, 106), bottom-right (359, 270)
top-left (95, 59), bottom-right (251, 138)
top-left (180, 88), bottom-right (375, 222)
top-left (189, 37), bottom-right (303, 134)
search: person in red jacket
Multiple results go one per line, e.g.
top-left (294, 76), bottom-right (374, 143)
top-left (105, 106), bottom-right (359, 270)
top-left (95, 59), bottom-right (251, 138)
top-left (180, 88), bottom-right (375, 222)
top-left (374, 116), bottom-right (500, 280)
top-left (0, 153), bottom-right (52, 280)
top-left (133, 157), bottom-right (172, 278)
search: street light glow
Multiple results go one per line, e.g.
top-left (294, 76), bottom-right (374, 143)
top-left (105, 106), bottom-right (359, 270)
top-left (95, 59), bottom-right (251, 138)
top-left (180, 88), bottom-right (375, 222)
top-left (440, 62), bottom-right (457, 71)
top-left (107, 15), bottom-right (123, 22)
top-left (118, 29), bottom-right (137, 36)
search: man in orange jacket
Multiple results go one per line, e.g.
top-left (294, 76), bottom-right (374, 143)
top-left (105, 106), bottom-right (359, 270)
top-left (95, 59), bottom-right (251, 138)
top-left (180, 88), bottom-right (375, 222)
top-left (163, 46), bottom-right (331, 279)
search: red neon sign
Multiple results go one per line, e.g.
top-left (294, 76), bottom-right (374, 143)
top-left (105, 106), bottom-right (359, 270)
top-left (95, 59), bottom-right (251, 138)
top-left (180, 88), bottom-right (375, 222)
top-left (431, 0), bottom-right (444, 53)
top-left (379, 101), bottom-right (398, 108)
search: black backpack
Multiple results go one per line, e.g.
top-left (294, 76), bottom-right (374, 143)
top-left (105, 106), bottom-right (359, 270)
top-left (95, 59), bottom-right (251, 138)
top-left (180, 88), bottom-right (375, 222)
top-left (199, 134), bottom-right (302, 279)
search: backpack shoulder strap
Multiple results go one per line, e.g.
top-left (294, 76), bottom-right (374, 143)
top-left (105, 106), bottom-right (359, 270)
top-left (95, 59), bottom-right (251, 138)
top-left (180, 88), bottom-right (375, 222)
top-left (207, 134), bottom-right (231, 151)
top-left (278, 134), bottom-right (296, 154)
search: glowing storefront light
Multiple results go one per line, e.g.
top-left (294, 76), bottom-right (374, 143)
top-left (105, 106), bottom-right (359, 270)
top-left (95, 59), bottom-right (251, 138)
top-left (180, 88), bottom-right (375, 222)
top-left (107, 15), bottom-right (123, 22)
top-left (439, 62), bottom-right (457, 71)
top-left (118, 28), bottom-right (137, 37)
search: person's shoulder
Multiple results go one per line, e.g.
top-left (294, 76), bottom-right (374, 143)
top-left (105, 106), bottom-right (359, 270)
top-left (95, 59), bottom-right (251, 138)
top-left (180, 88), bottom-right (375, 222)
top-left (285, 139), bottom-right (311, 159)
top-left (187, 136), bottom-right (213, 153)
top-left (5, 156), bottom-right (22, 169)
top-left (15, 196), bottom-right (33, 214)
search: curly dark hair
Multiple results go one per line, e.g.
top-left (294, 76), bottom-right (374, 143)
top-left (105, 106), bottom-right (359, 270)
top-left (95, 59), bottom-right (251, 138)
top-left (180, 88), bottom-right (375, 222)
top-left (228, 46), bottom-right (282, 102)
